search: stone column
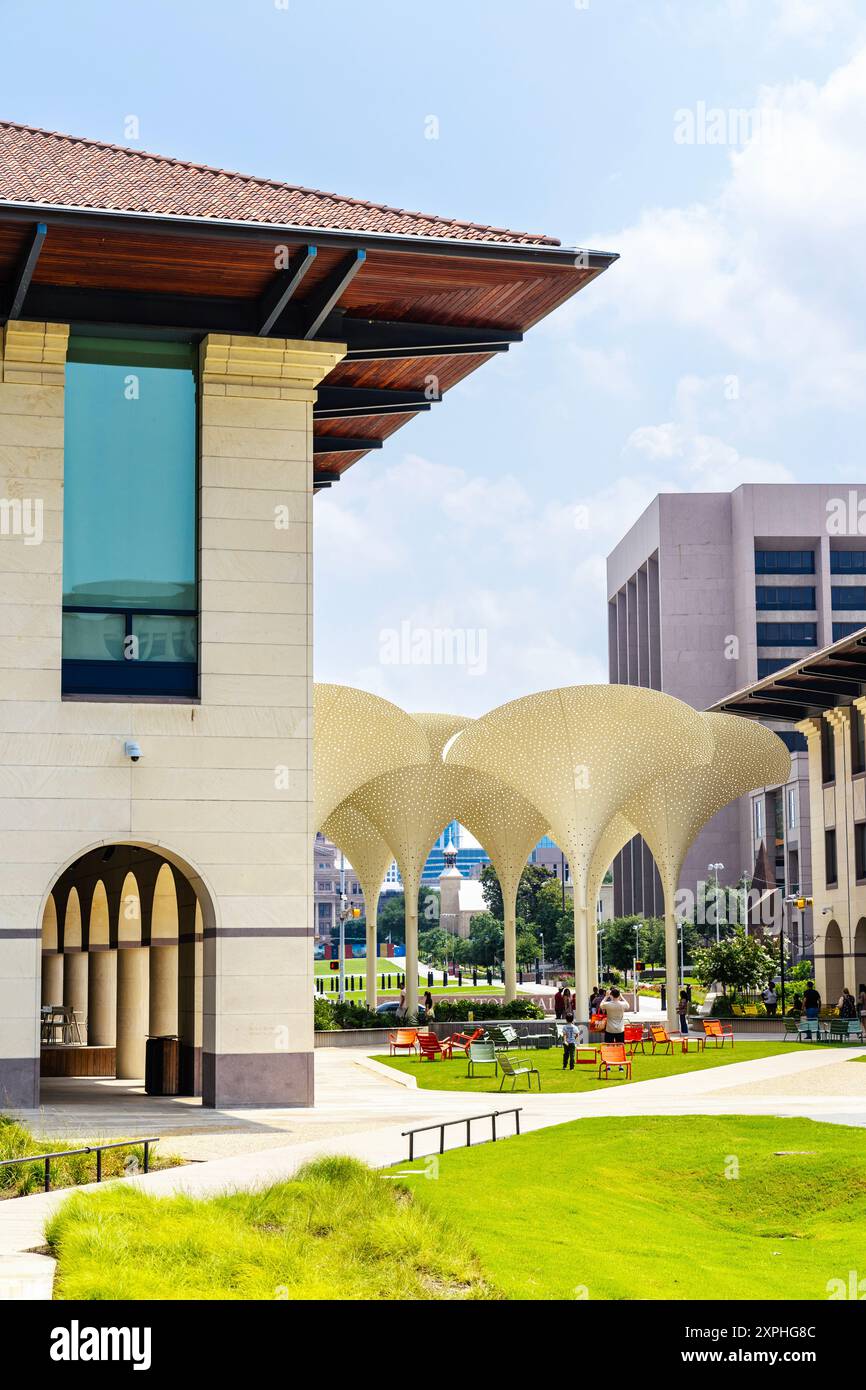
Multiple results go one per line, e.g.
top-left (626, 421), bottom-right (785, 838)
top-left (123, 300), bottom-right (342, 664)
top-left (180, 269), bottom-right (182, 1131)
top-left (116, 947), bottom-right (149, 1078)
top-left (87, 950), bottom-right (117, 1046)
top-left (572, 883), bottom-right (589, 1024)
top-left (178, 899), bottom-right (203, 1095)
top-left (403, 873), bottom-right (420, 1018)
top-left (149, 945), bottom-right (178, 1035)
top-left (196, 334), bottom-right (345, 1107)
top-left (797, 717), bottom-right (828, 996)
top-left (62, 953), bottom-right (88, 1042)
top-left (363, 880), bottom-right (379, 1008)
top-left (0, 322), bottom-right (69, 1107)
top-left (41, 955), bottom-right (64, 1006)
top-left (503, 896), bottom-right (517, 1002)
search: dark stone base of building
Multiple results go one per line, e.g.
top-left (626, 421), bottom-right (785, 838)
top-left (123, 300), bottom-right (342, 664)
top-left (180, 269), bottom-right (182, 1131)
top-left (0, 1057), bottom-right (39, 1109)
top-left (202, 1051), bottom-right (314, 1108)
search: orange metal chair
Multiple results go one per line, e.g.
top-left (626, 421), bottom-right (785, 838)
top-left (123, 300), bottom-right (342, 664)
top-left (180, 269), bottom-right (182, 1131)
top-left (597, 1043), bottom-right (632, 1080)
top-left (388, 1028), bottom-right (419, 1056)
top-left (703, 1019), bottom-right (735, 1048)
top-left (649, 1023), bottom-right (675, 1054)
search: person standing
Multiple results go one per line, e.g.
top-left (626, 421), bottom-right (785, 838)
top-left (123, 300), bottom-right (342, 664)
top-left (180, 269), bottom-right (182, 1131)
top-left (554, 983), bottom-right (565, 1020)
top-left (600, 986), bottom-right (627, 1043)
top-left (562, 1018), bottom-right (577, 1071)
top-left (397, 981), bottom-right (408, 1020)
top-left (859, 982), bottom-right (866, 1035)
top-left (562, 987), bottom-right (574, 1023)
top-left (762, 981), bottom-right (778, 1017)
top-left (676, 990), bottom-right (689, 1035)
top-left (839, 986), bottom-right (857, 1020)
top-left (423, 989), bottom-right (435, 1021)
top-left (803, 979), bottom-right (821, 1025)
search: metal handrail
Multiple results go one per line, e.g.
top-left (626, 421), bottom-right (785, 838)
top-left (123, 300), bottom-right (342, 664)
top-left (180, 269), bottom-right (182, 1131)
top-left (401, 1109), bottom-right (521, 1161)
top-left (0, 1137), bottom-right (159, 1192)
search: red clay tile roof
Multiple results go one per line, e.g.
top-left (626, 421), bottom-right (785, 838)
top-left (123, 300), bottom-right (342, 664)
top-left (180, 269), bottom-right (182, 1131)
top-left (0, 121), bottom-right (560, 247)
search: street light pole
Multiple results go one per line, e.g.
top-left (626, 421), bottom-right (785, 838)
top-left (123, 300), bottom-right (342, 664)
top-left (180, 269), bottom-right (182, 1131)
top-left (708, 862), bottom-right (724, 944)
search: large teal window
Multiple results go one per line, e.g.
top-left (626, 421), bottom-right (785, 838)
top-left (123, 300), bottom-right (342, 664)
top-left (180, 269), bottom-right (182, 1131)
top-left (62, 338), bottom-right (197, 697)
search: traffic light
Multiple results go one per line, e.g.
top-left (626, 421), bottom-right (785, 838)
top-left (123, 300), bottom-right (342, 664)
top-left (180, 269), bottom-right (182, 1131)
top-left (795, 897), bottom-right (812, 911)
top-left (634, 960), bottom-right (645, 973)
top-left (351, 907), bottom-right (361, 918)
top-left (329, 960), bottom-right (339, 971)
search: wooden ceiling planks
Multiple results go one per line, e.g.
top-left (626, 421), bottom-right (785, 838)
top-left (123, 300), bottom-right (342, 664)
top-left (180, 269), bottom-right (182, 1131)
top-left (0, 208), bottom-right (614, 483)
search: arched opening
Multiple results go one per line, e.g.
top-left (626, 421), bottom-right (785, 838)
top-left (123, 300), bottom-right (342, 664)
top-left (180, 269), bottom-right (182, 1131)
top-left (855, 919), bottom-right (866, 997)
top-left (39, 842), bottom-right (211, 1102)
top-left (824, 920), bottom-right (844, 1004)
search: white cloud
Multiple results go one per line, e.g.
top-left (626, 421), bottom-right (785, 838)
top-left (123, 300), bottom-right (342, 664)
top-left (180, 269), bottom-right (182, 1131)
top-left (626, 423), bottom-right (794, 490)
top-left (576, 46), bottom-right (866, 412)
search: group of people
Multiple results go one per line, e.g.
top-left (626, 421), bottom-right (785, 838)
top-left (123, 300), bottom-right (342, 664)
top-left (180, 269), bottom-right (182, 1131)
top-left (555, 981), bottom-right (630, 1070)
top-left (784, 980), bottom-right (865, 1026)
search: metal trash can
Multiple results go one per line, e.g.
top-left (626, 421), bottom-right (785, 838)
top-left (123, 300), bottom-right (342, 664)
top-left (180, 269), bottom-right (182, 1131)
top-left (145, 1035), bottom-right (179, 1096)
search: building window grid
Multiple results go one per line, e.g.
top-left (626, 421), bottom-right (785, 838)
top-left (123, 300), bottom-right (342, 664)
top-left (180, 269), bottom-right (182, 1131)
top-left (831, 586), bottom-right (866, 611)
top-left (754, 549), bottom-right (815, 574)
top-left (756, 622), bottom-right (817, 647)
top-left (830, 551), bottom-right (866, 573)
top-left (755, 586), bottom-right (816, 611)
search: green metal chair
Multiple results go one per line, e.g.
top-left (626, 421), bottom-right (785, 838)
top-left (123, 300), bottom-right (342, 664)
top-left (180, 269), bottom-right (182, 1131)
top-left (783, 1017), bottom-right (812, 1042)
top-left (825, 1018), bottom-right (862, 1044)
top-left (467, 1041), bottom-right (498, 1078)
top-left (487, 1024), bottom-right (520, 1052)
top-left (497, 1052), bottom-right (541, 1091)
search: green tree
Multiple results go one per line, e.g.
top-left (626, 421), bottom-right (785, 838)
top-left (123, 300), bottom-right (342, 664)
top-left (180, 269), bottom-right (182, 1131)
top-left (516, 921), bottom-right (541, 967)
top-left (692, 928), bottom-right (777, 996)
top-left (480, 862), bottom-right (556, 924)
top-left (467, 911), bottom-right (504, 966)
top-left (418, 927), bottom-right (448, 967)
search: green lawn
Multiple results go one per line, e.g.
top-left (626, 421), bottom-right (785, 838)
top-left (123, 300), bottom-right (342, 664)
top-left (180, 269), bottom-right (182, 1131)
top-left (314, 956), bottom-right (403, 975)
top-left (45, 1118), bottom-right (866, 1300)
top-left (394, 1115), bottom-right (866, 1300)
top-left (376, 1040), bottom-right (815, 1093)
top-left (46, 1155), bottom-right (497, 1301)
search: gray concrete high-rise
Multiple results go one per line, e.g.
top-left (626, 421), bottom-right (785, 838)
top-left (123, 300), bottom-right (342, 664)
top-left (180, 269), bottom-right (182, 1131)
top-left (606, 483), bottom-right (866, 949)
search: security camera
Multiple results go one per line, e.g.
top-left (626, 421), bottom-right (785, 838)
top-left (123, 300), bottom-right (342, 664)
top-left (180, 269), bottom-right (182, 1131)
top-left (123, 740), bottom-right (142, 762)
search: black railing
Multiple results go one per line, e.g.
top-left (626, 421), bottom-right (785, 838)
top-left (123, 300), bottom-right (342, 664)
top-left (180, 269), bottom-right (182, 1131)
top-left (402, 1109), bottom-right (521, 1162)
top-left (0, 1137), bottom-right (159, 1193)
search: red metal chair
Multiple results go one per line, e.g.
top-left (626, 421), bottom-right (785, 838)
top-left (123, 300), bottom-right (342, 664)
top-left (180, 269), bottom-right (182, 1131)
top-left (446, 1027), bottom-right (483, 1056)
top-left (597, 1043), bottom-right (632, 1081)
top-left (418, 1032), bottom-right (450, 1061)
top-left (623, 1023), bottom-right (646, 1054)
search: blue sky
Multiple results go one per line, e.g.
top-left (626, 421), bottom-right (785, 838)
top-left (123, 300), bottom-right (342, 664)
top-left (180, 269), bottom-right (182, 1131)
top-left (5, 0), bottom-right (866, 713)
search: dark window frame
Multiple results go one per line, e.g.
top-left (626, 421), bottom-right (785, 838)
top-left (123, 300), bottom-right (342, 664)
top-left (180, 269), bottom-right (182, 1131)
top-left (825, 827), bottom-right (838, 888)
top-left (855, 823), bottom-right (866, 884)
top-left (821, 719), bottom-right (836, 784)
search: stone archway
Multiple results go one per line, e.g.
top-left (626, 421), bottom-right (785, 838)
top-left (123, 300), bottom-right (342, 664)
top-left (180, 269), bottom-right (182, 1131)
top-left (854, 919), bottom-right (866, 996)
top-left (824, 920), bottom-right (844, 1004)
top-left (39, 840), bottom-right (214, 1099)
